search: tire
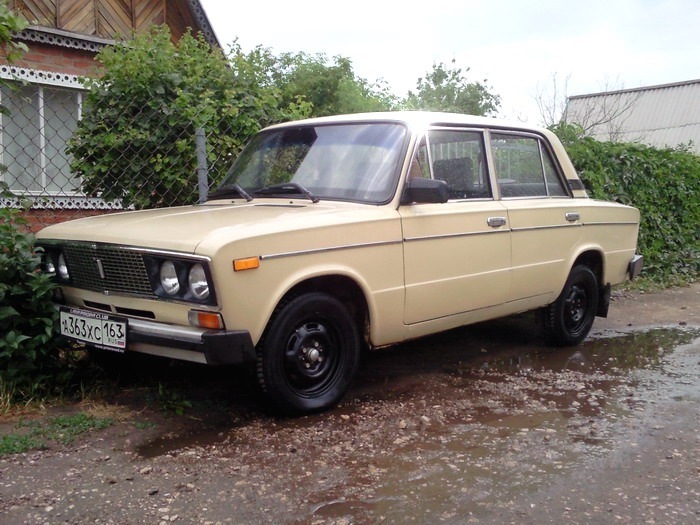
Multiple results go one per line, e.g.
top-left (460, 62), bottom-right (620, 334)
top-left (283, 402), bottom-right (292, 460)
top-left (256, 292), bottom-right (361, 415)
top-left (544, 265), bottom-right (599, 347)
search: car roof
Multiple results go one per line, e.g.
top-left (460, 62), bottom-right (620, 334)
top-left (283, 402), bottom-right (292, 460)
top-left (263, 111), bottom-right (547, 135)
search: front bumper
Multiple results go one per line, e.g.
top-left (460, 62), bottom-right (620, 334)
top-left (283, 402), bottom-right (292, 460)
top-left (127, 318), bottom-right (255, 365)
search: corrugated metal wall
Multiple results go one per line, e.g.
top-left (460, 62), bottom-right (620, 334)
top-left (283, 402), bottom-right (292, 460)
top-left (566, 80), bottom-right (700, 152)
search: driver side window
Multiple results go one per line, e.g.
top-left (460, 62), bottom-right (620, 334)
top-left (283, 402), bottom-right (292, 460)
top-left (427, 130), bottom-right (491, 200)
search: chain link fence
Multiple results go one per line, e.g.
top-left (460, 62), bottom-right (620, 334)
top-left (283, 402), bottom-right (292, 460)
top-left (1, 79), bottom-right (261, 232)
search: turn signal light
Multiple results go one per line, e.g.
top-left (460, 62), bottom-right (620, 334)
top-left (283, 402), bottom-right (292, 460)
top-left (233, 257), bottom-right (260, 272)
top-left (189, 310), bottom-right (224, 329)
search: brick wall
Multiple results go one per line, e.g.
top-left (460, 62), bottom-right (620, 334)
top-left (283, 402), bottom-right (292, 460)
top-left (25, 209), bottom-right (120, 233)
top-left (9, 41), bottom-right (100, 77)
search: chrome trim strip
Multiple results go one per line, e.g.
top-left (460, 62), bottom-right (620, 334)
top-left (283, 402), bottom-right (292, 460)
top-left (261, 240), bottom-right (403, 260)
top-left (583, 221), bottom-right (640, 227)
top-left (38, 239), bottom-right (213, 263)
top-left (404, 229), bottom-right (510, 243)
top-left (511, 223), bottom-right (582, 233)
top-left (129, 318), bottom-right (206, 344)
top-left (501, 196), bottom-right (565, 200)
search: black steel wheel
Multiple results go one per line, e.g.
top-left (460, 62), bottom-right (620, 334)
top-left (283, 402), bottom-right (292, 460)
top-left (544, 265), bottom-right (599, 346)
top-left (256, 292), bottom-right (361, 415)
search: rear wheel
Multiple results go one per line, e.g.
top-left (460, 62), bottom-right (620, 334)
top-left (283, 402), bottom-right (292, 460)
top-left (256, 292), bottom-right (361, 415)
top-left (544, 265), bottom-right (599, 346)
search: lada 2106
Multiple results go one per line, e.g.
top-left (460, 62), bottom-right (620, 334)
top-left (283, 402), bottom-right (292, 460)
top-left (37, 112), bottom-right (643, 415)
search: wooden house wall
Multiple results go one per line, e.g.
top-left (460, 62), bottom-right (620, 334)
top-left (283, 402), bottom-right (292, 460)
top-left (10, 0), bottom-right (201, 42)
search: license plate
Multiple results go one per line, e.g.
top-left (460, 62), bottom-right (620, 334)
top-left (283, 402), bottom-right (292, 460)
top-left (59, 307), bottom-right (128, 352)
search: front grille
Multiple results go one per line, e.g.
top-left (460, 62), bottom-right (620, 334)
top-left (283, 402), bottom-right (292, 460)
top-left (62, 243), bottom-right (154, 298)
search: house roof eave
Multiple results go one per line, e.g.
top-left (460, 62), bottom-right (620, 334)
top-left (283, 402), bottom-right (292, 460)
top-left (187, 0), bottom-right (221, 48)
top-left (14, 26), bottom-right (115, 53)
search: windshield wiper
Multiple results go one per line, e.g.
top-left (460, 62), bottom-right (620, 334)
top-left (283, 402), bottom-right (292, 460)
top-left (207, 183), bottom-right (253, 202)
top-left (254, 182), bottom-right (320, 203)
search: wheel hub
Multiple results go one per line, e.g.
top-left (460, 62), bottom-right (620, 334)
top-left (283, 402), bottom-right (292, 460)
top-left (565, 285), bottom-right (587, 328)
top-left (301, 342), bottom-right (323, 368)
top-left (284, 322), bottom-right (333, 385)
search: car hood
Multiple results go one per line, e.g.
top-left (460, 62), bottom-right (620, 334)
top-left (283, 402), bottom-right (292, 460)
top-left (36, 200), bottom-right (396, 254)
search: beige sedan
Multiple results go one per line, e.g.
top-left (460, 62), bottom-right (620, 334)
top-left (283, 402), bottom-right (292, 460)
top-left (38, 112), bottom-right (643, 415)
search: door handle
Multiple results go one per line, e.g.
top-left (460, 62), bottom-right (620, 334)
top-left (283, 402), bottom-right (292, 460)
top-left (487, 216), bottom-right (507, 227)
top-left (565, 212), bottom-right (580, 222)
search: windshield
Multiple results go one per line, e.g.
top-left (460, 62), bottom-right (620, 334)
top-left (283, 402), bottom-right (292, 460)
top-left (215, 122), bottom-right (408, 203)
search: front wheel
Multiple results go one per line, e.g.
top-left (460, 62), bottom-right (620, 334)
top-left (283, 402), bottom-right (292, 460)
top-left (544, 265), bottom-right (599, 346)
top-left (256, 292), bottom-right (361, 415)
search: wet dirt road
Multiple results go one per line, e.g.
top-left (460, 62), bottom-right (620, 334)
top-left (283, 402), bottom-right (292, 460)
top-left (1, 284), bottom-right (698, 524)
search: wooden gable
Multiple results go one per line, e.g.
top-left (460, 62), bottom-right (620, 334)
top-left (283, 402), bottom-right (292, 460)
top-left (10, 0), bottom-right (216, 44)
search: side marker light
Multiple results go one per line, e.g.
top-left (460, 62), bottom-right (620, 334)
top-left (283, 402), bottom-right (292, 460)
top-left (233, 257), bottom-right (260, 272)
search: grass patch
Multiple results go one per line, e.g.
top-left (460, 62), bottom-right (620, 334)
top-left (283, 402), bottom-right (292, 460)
top-left (134, 420), bottom-right (157, 430)
top-left (44, 412), bottom-right (114, 444)
top-left (0, 411), bottom-right (114, 456)
top-left (0, 433), bottom-right (47, 455)
top-left (154, 383), bottom-right (193, 416)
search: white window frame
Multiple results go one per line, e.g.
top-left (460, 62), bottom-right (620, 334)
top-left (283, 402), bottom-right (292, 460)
top-left (0, 66), bottom-right (121, 210)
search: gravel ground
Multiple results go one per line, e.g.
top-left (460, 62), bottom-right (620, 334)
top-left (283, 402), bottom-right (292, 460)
top-left (0, 283), bottom-right (698, 524)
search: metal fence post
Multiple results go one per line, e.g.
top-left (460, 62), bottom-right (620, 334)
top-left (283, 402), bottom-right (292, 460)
top-left (195, 127), bottom-right (208, 203)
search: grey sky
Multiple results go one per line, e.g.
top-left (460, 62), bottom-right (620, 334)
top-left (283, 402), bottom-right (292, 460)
top-left (199, 0), bottom-right (700, 123)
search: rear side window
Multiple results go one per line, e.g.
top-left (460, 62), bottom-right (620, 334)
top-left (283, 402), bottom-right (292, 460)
top-left (491, 134), bottom-right (568, 198)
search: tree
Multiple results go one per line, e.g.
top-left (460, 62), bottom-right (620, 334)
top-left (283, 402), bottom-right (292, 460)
top-left (68, 28), bottom-right (309, 210)
top-left (405, 60), bottom-right (501, 116)
top-left (273, 52), bottom-right (400, 117)
top-left (0, 1), bottom-right (27, 121)
top-left (534, 73), bottom-right (571, 128)
top-left (0, 1), bottom-right (27, 63)
top-left (535, 73), bottom-right (640, 140)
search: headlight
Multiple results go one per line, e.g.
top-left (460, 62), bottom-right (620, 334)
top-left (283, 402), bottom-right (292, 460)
top-left (45, 258), bottom-right (56, 276)
top-left (144, 255), bottom-right (216, 305)
top-left (159, 260), bottom-right (180, 295)
top-left (57, 253), bottom-right (70, 281)
top-left (188, 263), bottom-right (210, 300)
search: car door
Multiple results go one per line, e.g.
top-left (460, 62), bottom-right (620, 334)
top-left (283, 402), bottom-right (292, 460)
top-left (400, 128), bottom-right (511, 325)
top-left (490, 131), bottom-right (581, 301)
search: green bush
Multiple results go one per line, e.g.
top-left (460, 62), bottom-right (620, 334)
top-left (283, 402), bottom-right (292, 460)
top-left (556, 126), bottom-right (700, 284)
top-left (0, 4), bottom-right (63, 399)
top-left (0, 2), bottom-right (27, 61)
top-left (68, 27), bottom-right (309, 210)
top-left (0, 199), bottom-right (61, 397)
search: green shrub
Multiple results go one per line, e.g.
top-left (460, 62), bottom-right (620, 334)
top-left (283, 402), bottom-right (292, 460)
top-left (0, 2), bottom-right (27, 61)
top-left (68, 27), bottom-right (309, 210)
top-left (0, 197), bottom-right (61, 397)
top-left (556, 127), bottom-right (700, 284)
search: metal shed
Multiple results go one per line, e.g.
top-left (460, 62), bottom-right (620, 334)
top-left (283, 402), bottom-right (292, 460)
top-left (565, 79), bottom-right (700, 153)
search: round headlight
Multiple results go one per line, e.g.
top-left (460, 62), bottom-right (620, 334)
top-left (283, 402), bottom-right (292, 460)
top-left (188, 263), bottom-right (210, 300)
top-left (45, 258), bottom-right (56, 276)
top-left (57, 253), bottom-right (70, 281)
top-left (160, 261), bottom-right (180, 295)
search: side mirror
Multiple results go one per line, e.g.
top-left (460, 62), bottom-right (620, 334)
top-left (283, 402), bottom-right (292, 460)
top-left (401, 178), bottom-right (449, 205)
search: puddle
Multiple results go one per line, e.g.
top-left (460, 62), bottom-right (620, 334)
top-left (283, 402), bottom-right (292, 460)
top-left (303, 328), bottom-right (700, 523)
top-left (133, 327), bottom-right (700, 523)
top-left (469, 327), bottom-right (697, 375)
top-left (136, 426), bottom-right (234, 459)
